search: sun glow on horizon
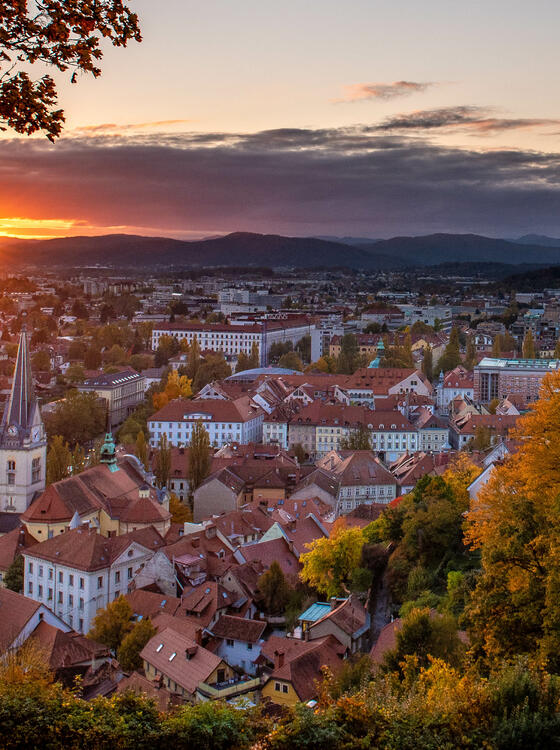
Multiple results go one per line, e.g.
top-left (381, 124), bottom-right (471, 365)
top-left (0, 217), bottom-right (223, 241)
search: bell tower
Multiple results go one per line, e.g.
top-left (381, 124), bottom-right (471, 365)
top-left (0, 325), bottom-right (47, 512)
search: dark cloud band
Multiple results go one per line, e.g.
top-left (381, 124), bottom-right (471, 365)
top-left (2, 125), bottom-right (560, 237)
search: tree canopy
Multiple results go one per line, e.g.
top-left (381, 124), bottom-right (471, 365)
top-left (0, 1), bottom-right (141, 140)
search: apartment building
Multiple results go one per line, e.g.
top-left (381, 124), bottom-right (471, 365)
top-left (473, 357), bottom-right (560, 406)
top-left (78, 368), bottom-right (145, 427)
top-left (23, 526), bottom-right (162, 634)
top-left (151, 318), bottom-right (316, 366)
top-left (148, 397), bottom-right (264, 448)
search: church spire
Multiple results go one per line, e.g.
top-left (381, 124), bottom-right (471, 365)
top-left (1, 323), bottom-right (36, 440)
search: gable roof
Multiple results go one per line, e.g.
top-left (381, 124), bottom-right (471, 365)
top-left (24, 526), bottom-right (163, 572)
top-left (209, 614), bottom-right (266, 643)
top-left (0, 587), bottom-right (42, 649)
top-left (140, 626), bottom-right (222, 695)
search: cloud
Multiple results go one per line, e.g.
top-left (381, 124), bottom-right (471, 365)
top-left (1, 125), bottom-right (560, 239)
top-left (375, 106), bottom-right (560, 135)
top-left (74, 119), bottom-right (194, 134)
top-left (338, 81), bottom-right (435, 102)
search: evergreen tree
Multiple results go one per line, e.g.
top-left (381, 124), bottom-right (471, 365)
top-left (257, 562), bottom-right (290, 614)
top-left (340, 424), bottom-right (372, 450)
top-left (154, 434), bottom-right (171, 489)
top-left (71, 444), bottom-right (86, 475)
top-left (235, 351), bottom-right (252, 373)
top-left (249, 342), bottom-right (261, 368)
top-left (4, 555), bottom-right (24, 593)
top-left (437, 327), bottom-right (462, 373)
top-left (465, 336), bottom-right (477, 370)
top-left (46, 435), bottom-right (71, 485)
top-left (422, 345), bottom-right (433, 381)
top-left (188, 420), bottom-right (211, 498)
top-left (117, 618), bottom-right (157, 672)
top-left (336, 333), bottom-right (359, 374)
top-left (278, 351), bottom-right (304, 371)
top-left (555, 338), bottom-right (560, 359)
top-left (187, 335), bottom-right (201, 380)
top-left (522, 329), bottom-right (536, 359)
top-left (491, 334), bottom-right (502, 357)
top-left (135, 430), bottom-right (149, 471)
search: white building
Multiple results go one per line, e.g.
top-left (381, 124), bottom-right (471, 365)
top-left (148, 397), bottom-right (264, 449)
top-left (23, 526), bottom-right (159, 634)
top-left (151, 318), bottom-right (315, 366)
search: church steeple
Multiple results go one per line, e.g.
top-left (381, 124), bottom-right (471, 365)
top-left (1, 323), bottom-right (41, 445)
top-left (0, 320), bottom-right (46, 513)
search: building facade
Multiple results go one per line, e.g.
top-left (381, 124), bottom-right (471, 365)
top-left (473, 357), bottom-right (560, 406)
top-left (78, 369), bottom-right (145, 427)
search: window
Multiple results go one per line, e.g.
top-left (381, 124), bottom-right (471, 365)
top-left (27, 582), bottom-right (33, 594)
top-left (127, 567), bottom-right (133, 579)
top-left (282, 684), bottom-right (289, 694)
top-left (115, 571), bottom-right (120, 584)
top-left (48, 568), bottom-right (53, 580)
top-left (38, 565), bottom-right (43, 578)
top-left (38, 584), bottom-right (43, 597)
top-left (97, 576), bottom-right (103, 589)
top-left (28, 562), bottom-right (33, 574)
top-left (69, 594), bottom-right (73, 607)
top-left (58, 571), bottom-right (63, 584)
top-left (79, 619), bottom-right (83, 631)
top-left (79, 597), bottom-right (84, 611)
top-left (32, 457), bottom-right (41, 483)
top-left (69, 574), bottom-right (74, 586)
top-left (274, 682), bottom-right (281, 692)
top-left (58, 591), bottom-right (63, 604)
top-left (247, 643), bottom-right (253, 650)
top-left (79, 577), bottom-right (84, 589)
top-left (7, 460), bottom-right (15, 485)
top-left (47, 588), bottom-right (53, 600)
top-left (226, 639), bottom-right (234, 647)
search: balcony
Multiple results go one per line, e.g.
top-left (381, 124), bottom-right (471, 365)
top-left (197, 675), bottom-right (261, 700)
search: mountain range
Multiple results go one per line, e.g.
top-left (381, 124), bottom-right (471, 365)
top-left (2, 231), bottom-right (560, 270)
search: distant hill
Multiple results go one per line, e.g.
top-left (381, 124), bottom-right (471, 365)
top-left (514, 234), bottom-right (560, 247)
top-left (2, 230), bottom-right (560, 270)
top-left (0, 232), bottom-right (402, 270)
top-left (359, 233), bottom-right (560, 267)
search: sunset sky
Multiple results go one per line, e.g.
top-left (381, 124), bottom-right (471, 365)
top-left (2, 0), bottom-right (560, 240)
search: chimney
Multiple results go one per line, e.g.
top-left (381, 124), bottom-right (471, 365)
top-left (185, 645), bottom-right (198, 660)
top-left (191, 537), bottom-right (200, 548)
top-left (274, 649), bottom-right (285, 669)
top-left (330, 596), bottom-right (339, 611)
top-left (195, 628), bottom-right (202, 645)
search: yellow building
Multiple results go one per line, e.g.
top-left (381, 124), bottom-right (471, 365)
top-left (21, 437), bottom-right (170, 542)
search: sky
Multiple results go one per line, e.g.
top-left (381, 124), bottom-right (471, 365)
top-left (2, 0), bottom-right (560, 240)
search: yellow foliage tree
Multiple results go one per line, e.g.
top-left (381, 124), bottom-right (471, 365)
top-left (300, 520), bottom-right (365, 598)
top-left (153, 370), bottom-right (193, 410)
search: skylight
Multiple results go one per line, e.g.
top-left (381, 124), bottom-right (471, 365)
top-left (169, 652), bottom-right (176, 661)
top-left (156, 643), bottom-right (163, 652)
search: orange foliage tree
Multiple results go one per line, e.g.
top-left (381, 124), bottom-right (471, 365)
top-left (152, 370), bottom-right (193, 410)
top-left (465, 370), bottom-right (560, 667)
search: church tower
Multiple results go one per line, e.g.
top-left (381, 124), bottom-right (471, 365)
top-left (0, 326), bottom-right (47, 512)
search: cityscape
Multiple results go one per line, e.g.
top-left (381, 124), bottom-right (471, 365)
top-left (1, 1), bottom-right (560, 748)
